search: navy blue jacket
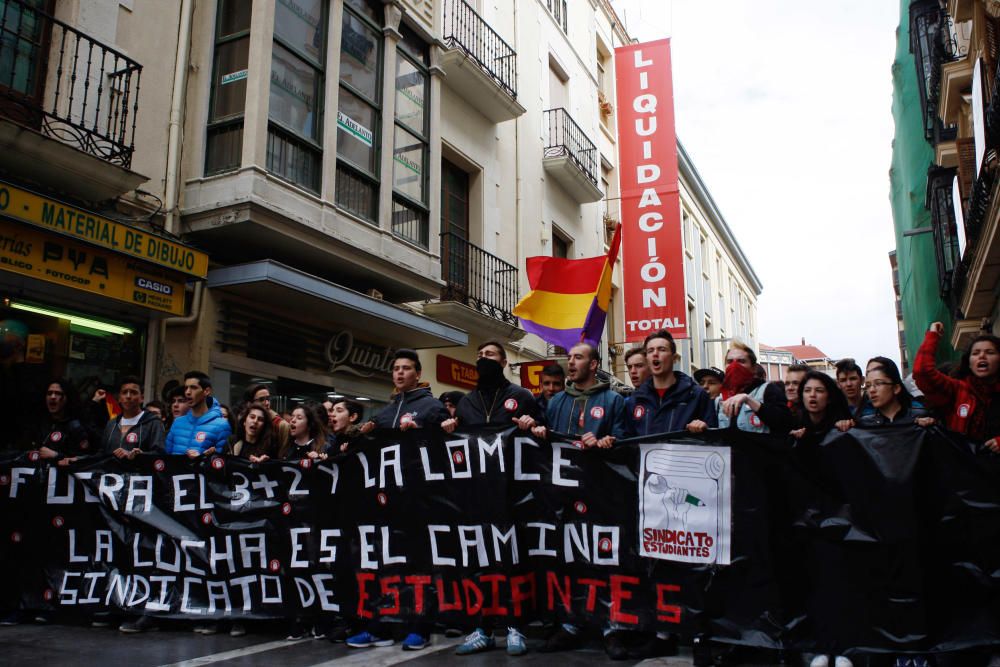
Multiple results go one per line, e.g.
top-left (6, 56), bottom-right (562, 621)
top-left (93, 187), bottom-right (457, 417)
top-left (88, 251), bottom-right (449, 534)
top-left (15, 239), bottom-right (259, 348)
top-left (373, 385), bottom-right (449, 430)
top-left (624, 372), bottom-right (717, 438)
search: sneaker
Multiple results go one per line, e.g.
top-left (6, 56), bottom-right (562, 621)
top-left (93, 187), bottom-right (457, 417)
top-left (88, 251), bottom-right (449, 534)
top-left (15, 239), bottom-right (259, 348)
top-left (327, 622), bottom-right (351, 643)
top-left (230, 622), bottom-right (246, 637)
top-left (539, 626), bottom-right (581, 653)
top-left (456, 628), bottom-right (495, 655)
top-left (119, 616), bottom-right (157, 634)
top-left (693, 635), bottom-right (713, 667)
top-left (834, 658), bottom-right (853, 667)
top-left (0, 612), bottom-right (18, 626)
top-left (346, 631), bottom-right (394, 648)
top-left (603, 631), bottom-right (630, 660)
top-left (810, 657), bottom-right (831, 667)
top-left (629, 633), bottom-right (679, 659)
top-left (32, 612), bottom-right (50, 624)
top-left (194, 623), bottom-right (218, 635)
top-left (91, 612), bottom-right (112, 628)
top-left (402, 633), bottom-right (429, 651)
top-left (311, 626), bottom-right (327, 640)
top-left (506, 628), bottom-right (528, 656)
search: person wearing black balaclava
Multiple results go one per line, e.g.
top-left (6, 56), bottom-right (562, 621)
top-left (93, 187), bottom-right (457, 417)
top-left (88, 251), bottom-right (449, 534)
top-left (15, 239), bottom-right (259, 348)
top-left (442, 340), bottom-right (540, 432)
top-left (441, 341), bottom-right (538, 657)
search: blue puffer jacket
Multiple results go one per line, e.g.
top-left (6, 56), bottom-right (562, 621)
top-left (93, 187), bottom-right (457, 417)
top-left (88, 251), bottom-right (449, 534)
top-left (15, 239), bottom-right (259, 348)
top-left (545, 382), bottom-right (626, 439)
top-left (624, 372), bottom-right (717, 438)
top-left (165, 400), bottom-right (232, 455)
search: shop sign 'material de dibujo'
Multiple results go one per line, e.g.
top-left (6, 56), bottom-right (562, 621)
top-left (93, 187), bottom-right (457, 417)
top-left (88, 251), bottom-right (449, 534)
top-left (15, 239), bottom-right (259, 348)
top-left (0, 180), bottom-right (209, 316)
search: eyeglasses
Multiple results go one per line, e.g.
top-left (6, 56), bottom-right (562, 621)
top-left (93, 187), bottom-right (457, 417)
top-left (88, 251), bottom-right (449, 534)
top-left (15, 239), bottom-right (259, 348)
top-left (862, 380), bottom-right (896, 391)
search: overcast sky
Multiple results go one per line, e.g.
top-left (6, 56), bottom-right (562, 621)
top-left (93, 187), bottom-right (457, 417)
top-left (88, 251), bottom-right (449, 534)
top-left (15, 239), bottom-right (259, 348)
top-left (610, 0), bottom-right (902, 365)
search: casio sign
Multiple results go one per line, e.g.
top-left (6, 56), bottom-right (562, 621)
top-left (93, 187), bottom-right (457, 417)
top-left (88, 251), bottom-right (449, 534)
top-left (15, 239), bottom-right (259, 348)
top-left (135, 277), bottom-right (173, 295)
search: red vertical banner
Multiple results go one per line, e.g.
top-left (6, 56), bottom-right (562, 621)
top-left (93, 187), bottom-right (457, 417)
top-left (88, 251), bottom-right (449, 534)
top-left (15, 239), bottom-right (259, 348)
top-left (614, 39), bottom-right (687, 341)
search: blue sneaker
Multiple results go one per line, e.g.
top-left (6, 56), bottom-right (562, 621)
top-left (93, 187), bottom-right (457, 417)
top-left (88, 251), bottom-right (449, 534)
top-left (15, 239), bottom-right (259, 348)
top-left (401, 633), bottom-right (429, 650)
top-left (346, 631), bottom-right (393, 648)
top-left (456, 628), bottom-right (495, 655)
top-left (506, 627), bottom-right (528, 656)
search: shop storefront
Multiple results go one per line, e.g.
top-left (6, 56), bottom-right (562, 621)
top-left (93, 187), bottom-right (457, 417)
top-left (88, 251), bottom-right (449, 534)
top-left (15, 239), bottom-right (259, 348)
top-left (0, 180), bottom-right (207, 442)
top-left (204, 261), bottom-right (468, 421)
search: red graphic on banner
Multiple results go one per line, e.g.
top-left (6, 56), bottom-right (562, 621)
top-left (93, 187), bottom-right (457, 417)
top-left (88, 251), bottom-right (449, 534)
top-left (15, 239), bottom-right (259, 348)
top-left (614, 39), bottom-right (687, 341)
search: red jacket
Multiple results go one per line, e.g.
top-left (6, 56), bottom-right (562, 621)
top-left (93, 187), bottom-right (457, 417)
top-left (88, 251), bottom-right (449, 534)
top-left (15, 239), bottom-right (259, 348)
top-left (913, 328), bottom-right (1000, 440)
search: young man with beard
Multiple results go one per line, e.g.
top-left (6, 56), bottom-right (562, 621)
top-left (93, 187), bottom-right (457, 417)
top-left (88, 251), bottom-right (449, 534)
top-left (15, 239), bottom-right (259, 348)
top-left (442, 341), bottom-right (539, 434)
top-left (531, 343), bottom-right (629, 658)
top-left (443, 341), bottom-right (535, 657)
top-left (532, 342), bottom-right (625, 448)
top-left (351, 349), bottom-right (447, 651)
top-left (101, 376), bottom-right (165, 457)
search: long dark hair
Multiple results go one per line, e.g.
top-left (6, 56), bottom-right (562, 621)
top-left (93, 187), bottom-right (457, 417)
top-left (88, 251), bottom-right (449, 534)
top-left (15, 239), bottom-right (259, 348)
top-left (956, 333), bottom-right (1000, 380)
top-left (43, 377), bottom-right (80, 420)
top-left (865, 358), bottom-right (913, 412)
top-left (234, 401), bottom-right (275, 458)
top-left (279, 401), bottom-right (327, 458)
top-left (796, 371), bottom-right (851, 427)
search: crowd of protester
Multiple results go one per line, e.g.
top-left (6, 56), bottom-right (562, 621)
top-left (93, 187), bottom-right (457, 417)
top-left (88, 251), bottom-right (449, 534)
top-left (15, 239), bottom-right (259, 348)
top-left (3, 322), bottom-right (999, 667)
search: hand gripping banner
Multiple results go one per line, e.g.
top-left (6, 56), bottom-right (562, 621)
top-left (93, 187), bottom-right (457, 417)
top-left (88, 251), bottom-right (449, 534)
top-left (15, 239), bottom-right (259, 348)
top-left (0, 425), bottom-right (998, 656)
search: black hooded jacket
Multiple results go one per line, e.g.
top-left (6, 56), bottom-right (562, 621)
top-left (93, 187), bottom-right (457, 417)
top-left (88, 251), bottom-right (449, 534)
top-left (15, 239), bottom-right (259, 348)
top-left (456, 379), bottom-right (540, 426)
top-left (373, 384), bottom-right (449, 430)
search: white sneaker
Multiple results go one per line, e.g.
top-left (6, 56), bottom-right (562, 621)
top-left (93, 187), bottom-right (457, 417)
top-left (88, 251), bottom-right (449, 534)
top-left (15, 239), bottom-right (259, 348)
top-left (835, 657), bottom-right (853, 667)
top-left (810, 656), bottom-right (830, 667)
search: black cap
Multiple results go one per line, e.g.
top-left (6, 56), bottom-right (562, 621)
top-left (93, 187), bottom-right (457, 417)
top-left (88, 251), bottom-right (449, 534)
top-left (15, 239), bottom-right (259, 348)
top-left (694, 367), bottom-right (724, 383)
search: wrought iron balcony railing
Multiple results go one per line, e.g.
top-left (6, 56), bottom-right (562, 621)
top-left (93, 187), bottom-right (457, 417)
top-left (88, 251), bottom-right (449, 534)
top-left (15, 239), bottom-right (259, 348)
top-left (543, 108), bottom-right (598, 186)
top-left (440, 232), bottom-right (518, 325)
top-left (442, 0), bottom-right (517, 100)
top-left (0, 0), bottom-right (142, 168)
top-left (910, 1), bottom-right (957, 145)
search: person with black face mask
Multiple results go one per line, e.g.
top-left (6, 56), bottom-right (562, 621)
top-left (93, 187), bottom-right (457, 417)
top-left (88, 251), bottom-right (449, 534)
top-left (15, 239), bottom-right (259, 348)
top-left (441, 341), bottom-right (537, 657)
top-left (441, 341), bottom-right (541, 433)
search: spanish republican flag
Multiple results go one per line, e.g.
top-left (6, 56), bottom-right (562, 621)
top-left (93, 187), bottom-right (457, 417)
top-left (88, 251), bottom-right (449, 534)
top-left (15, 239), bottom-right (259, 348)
top-left (513, 224), bottom-right (622, 351)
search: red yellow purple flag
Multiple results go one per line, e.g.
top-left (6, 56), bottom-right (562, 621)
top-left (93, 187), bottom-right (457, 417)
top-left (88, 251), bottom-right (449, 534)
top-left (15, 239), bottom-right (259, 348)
top-left (513, 224), bottom-right (621, 350)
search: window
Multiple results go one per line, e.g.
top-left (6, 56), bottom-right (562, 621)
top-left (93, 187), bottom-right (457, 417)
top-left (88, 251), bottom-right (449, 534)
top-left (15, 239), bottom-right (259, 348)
top-left (336, 0), bottom-right (382, 222)
top-left (552, 229), bottom-right (569, 258)
top-left (391, 26), bottom-right (430, 248)
top-left (442, 159), bottom-right (469, 240)
top-left (266, 0), bottom-right (327, 193)
top-left (546, 0), bottom-right (567, 33)
top-left (206, 0), bottom-right (252, 175)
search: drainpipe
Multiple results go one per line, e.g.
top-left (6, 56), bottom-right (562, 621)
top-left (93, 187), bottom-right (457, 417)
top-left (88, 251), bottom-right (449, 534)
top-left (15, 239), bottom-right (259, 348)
top-left (163, 0), bottom-right (195, 237)
top-left (163, 0), bottom-right (200, 328)
top-left (160, 0), bottom-right (198, 389)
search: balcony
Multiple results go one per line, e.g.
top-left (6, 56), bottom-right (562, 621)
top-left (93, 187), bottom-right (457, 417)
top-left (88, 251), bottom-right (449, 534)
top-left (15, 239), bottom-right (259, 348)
top-left (0, 0), bottom-right (146, 201)
top-left (440, 0), bottom-right (525, 123)
top-left (542, 108), bottom-right (603, 203)
top-left (422, 232), bottom-right (523, 338)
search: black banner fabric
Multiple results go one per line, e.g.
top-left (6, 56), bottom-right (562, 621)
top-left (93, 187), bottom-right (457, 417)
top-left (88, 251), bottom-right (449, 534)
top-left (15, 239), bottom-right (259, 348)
top-left (0, 425), bottom-right (998, 656)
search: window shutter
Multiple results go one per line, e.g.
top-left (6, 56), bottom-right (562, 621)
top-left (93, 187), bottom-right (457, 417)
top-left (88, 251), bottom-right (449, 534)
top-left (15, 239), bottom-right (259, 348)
top-left (956, 137), bottom-right (977, 216)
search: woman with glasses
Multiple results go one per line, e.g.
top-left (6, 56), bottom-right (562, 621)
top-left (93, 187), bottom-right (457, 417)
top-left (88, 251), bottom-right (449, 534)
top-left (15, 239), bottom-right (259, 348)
top-left (857, 360), bottom-right (934, 427)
